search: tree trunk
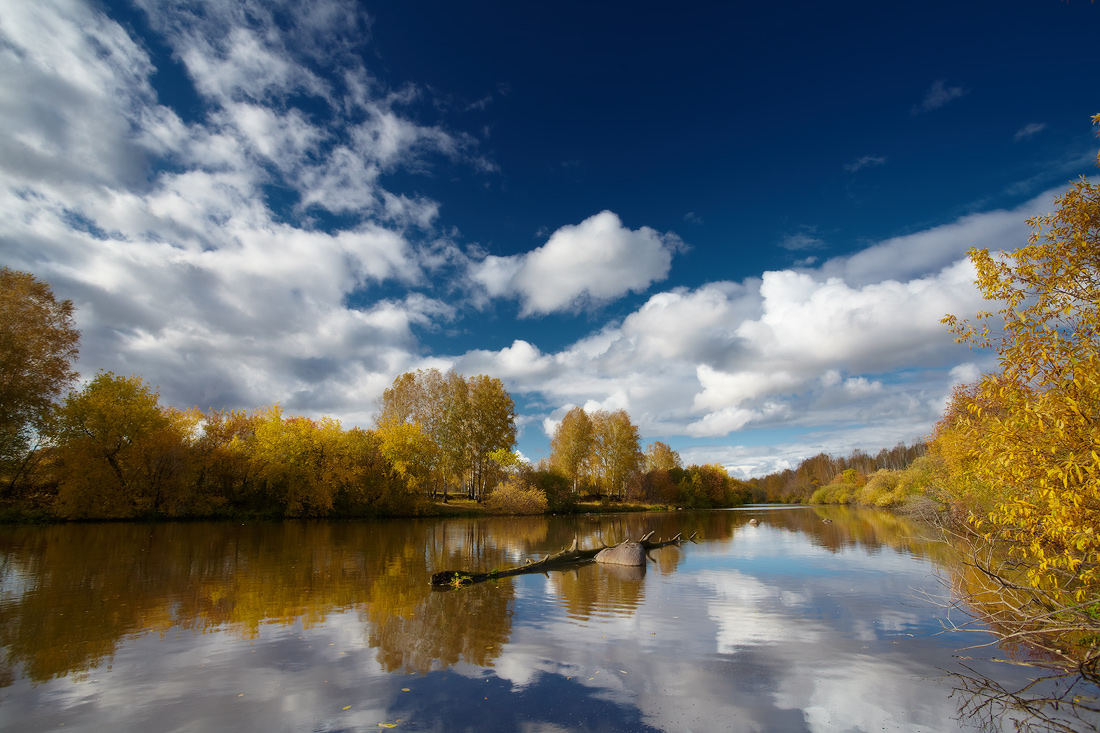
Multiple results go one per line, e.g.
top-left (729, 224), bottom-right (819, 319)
top-left (430, 531), bottom-right (695, 588)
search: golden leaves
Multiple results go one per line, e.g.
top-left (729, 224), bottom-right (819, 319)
top-left (934, 115), bottom-right (1100, 602)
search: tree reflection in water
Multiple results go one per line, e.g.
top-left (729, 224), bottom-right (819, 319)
top-left (0, 510), bottom-right (1096, 731)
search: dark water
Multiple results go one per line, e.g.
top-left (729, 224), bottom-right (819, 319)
top-left (0, 507), bottom-right (1091, 732)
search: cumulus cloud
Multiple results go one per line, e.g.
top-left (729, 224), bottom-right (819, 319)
top-left (0, 0), bottom-right (1055, 478)
top-left (469, 211), bottom-right (682, 316)
top-left (456, 194), bottom-right (1039, 471)
top-left (461, 252), bottom-right (990, 449)
top-left (912, 80), bottom-right (968, 114)
top-left (0, 0), bottom-right (471, 420)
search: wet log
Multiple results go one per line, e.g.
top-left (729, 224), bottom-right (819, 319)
top-left (430, 531), bottom-right (696, 588)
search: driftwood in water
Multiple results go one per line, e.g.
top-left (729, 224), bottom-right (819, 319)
top-left (430, 531), bottom-right (696, 588)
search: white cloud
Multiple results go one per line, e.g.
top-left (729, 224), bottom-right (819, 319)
top-left (0, 1), bottom-right (158, 191)
top-left (844, 155), bottom-right (886, 173)
top-left (1014, 122), bottom-right (1046, 142)
top-left (912, 80), bottom-right (968, 114)
top-left (0, 0), bottom-right (473, 420)
top-left (693, 366), bottom-right (800, 413)
top-left (778, 230), bottom-right (826, 251)
top-left (815, 189), bottom-right (1054, 287)
top-left (461, 253), bottom-right (988, 453)
top-left (457, 198), bottom-right (1031, 469)
top-left (469, 211), bottom-right (682, 316)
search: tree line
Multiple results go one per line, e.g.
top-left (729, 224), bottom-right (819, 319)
top-left (541, 406), bottom-right (752, 509)
top-left (0, 266), bottom-right (523, 519)
top-left (0, 266), bottom-right (751, 519)
top-left (747, 442), bottom-right (928, 504)
top-left (0, 368), bottom-right (519, 521)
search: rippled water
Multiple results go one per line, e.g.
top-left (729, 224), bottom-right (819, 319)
top-left (0, 507), bottom-right (1090, 731)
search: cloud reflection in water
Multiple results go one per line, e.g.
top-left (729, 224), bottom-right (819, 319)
top-left (0, 510), bottom-right (1068, 732)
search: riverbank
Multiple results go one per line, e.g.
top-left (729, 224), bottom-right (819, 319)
top-left (0, 496), bottom-right (676, 524)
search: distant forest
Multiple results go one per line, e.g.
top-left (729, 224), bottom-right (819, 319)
top-left (747, 442), bottom-right (928, 503)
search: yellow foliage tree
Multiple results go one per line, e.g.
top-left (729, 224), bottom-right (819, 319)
top-left (590, 409), bottom-right (643, 500)
top-left (191, 407), bottom-right (260, 511)
top-left (377, 419), bottom-right (439, 496)
top-left (549, 406), bottom-right (594, 494)
top-left (52, 372), bottom-right (193, 518)
top-left (377, 370), bottom-right (516, 501)
top-left (0, 268), bottom-right (80, 491)
top-left (644, 441), bottom-right (681, 473)
top-left (250, 407), bottom-right (352, 517)
top-left (941, 113), bottom-right (1100, 598)
top-left (465, 374), bottom-right (516, 501)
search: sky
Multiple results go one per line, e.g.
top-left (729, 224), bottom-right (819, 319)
top-left (2, 0), bottom-right (1098, 477)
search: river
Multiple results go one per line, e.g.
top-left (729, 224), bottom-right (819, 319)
top-left (0, 506), bottom-right (1094, 732)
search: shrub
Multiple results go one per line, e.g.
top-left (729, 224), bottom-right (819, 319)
top-left (859, 469), bottom-right (902, 507)
top-left (809, 481), bottom-right (857, 505)
top-left (523, 468), bottom-right (575, 513)
top-left (483, 479), bottom-right (548, 515)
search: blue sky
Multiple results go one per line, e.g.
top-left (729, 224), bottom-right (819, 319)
top-left (2, 0), bottom-right (1098, 476)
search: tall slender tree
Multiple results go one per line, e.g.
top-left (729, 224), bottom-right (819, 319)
top-left (590, 409), bottom-right (643, 499)
top-left (549, 406), bottom-right (594, 494)
top-left (465, 374), bottom-right (516, 501)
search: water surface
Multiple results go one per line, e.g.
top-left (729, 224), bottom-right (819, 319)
top-left (0, 507), bottom-right (1087, 731)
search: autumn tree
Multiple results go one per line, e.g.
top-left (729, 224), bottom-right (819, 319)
top-left (378, 369), bottom-right (450, 498)
top-left (673, 463), bottom-right (745, 508)
top-left (249, 407), bottom-right (381, 517)
top-left (0, 268), bottom-right (80, 492)
top-left (377, 371), bottom-right (423, 427)
top-left (465, 374), bottom-right (516, 501)
top-left (549, 406), bottom-right (594, 494)
top-left (590, 409), bottom-right (643, 500)
top-left (377, 369), bottom-right (516, 501)
top-left (51, 372), bottom-right (193, 518)
top-left (644, 441), bottom-right (681, 472)
top-left (377, 420), bottom-right (439, 497)
top-left (638, 441), bottom-right (684, 503)
top-left (190, 407), bottom-right (261, 512)
top-left (940, 112), bottom-right (1100, 599)
top-left (434, 370), bottom-right (471, 501)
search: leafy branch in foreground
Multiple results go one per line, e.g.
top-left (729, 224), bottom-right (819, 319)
top-left (941, 112), bottom-right (1100, 602)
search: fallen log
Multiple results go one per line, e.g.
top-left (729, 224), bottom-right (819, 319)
top-left (430, 531), bottom-right (697, 588)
